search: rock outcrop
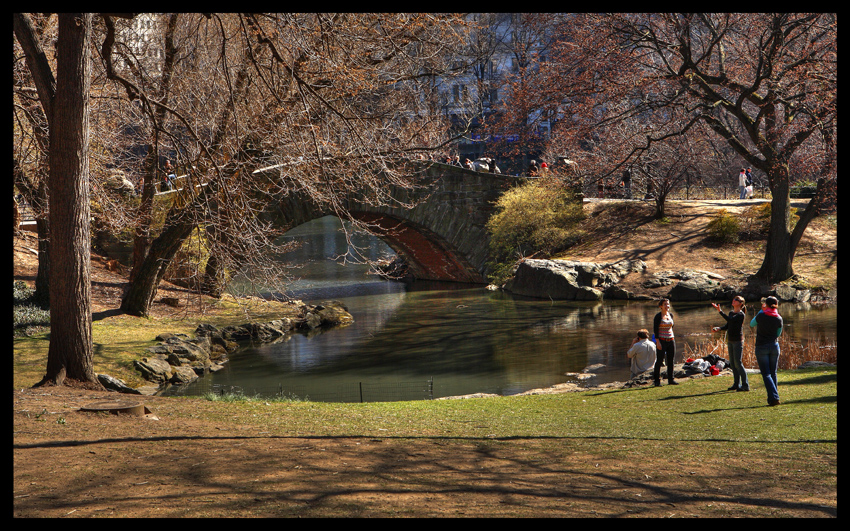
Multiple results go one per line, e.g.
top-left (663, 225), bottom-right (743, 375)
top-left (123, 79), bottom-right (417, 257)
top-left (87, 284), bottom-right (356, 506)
top-left (127, 301), bottom-right (353, 395)
top-left (504, 258), bottom-right (647, 300)
top-left (502, 258), bottom-right (833, 304)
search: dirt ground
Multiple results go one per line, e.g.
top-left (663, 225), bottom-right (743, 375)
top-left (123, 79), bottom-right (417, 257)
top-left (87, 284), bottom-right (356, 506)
top-left (13, 199), bottom-right (837, 518)
top-left (566, 198), bottom-right (836, 298)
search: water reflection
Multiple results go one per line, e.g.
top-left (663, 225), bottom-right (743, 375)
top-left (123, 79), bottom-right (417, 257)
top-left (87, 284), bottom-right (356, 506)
top-left (167, 217), bottom-right (836, 401)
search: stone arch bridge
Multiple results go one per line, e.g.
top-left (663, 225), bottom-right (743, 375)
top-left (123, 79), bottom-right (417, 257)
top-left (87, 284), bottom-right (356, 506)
top-left (256, 161), bottom-right (527, 284)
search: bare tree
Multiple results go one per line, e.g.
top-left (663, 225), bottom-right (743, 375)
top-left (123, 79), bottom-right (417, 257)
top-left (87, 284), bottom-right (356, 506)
top-left (543, 13), bottom-right (836, 283)
top-left (89, 13), bottom-right (469, 316)
top-left (15, 13), bottom-right (104, 389)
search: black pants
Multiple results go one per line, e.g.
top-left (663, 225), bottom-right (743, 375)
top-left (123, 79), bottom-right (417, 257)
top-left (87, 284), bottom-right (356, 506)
top-left (654, 339), bottom-right (676, 383)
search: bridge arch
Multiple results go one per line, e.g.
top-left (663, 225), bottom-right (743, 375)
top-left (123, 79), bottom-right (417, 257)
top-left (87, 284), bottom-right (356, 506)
top-left (258, 162), bottom-right (525, 284)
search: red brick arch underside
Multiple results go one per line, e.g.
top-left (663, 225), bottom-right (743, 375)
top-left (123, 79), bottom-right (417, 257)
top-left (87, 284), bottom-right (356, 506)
top-left (348, 211), bottom-right (485, 284)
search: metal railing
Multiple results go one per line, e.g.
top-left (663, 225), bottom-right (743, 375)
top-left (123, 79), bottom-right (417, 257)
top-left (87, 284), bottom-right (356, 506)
top-left (164, 377), bottom-right (435, 403)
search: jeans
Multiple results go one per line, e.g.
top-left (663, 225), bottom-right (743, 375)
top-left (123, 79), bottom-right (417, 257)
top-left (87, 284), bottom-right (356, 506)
top-left (755, 342), bottom-right (781, 403)
top-left (727, 340), bottom-right (749, 389)
top-left (739, 186), bottom-right (747, 199)
top-left (654, 339), bottom-right (675, 384)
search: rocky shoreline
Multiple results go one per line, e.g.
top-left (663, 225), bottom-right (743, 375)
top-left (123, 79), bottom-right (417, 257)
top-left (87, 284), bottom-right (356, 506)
top-left (98, 301), bottom-right (354, 395)
top-left (501, 258), bottom-right (835, 305)
top-left (438, 360), bottom-right (837, 400)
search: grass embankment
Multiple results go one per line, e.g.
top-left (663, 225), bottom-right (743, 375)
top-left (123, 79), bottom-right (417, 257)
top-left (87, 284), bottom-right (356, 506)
top-left (191, 370), bottom-right (835, 517)
top-left (13, 367), bottom-right (836, 517)
top-left (200, 368), bottom-right (836, 443)
top-left (194, 368), bottom-right (838, 518)
top-left (13, 294), bottom-right (303, 390)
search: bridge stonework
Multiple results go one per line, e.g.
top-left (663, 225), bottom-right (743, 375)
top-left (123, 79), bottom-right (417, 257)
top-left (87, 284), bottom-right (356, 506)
top-left (258, 162), bottom-right (524, 284)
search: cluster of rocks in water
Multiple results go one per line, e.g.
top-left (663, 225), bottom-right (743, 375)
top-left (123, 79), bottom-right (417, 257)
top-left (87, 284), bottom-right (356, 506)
top-left (502, 258), bottom-right (833, 304)
top-left (98, 301), bottom-right (353, 395)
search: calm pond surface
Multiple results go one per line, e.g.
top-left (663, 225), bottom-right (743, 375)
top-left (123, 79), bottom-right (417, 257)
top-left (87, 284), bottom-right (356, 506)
top-left (163, 217), bottom-right (836, 402)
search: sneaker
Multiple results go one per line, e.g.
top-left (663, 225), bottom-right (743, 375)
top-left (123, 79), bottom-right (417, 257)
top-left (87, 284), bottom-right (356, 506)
top-left (668, 380), bottom-right (679, 385)
top-left (728, 385), bottom-right (739, 391)
top-left (768, 399), bottom-right (781, 406)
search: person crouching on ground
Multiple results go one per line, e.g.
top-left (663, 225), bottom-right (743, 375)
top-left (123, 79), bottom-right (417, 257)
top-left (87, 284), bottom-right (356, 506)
top-left (712, 296), bottom-right (750, 392)
top-left (653, 298), bottom-right (678, 386)
top-left (628, 329), bottom-right (657, 379)
top-left (750, 296), bottom-right (784, 406)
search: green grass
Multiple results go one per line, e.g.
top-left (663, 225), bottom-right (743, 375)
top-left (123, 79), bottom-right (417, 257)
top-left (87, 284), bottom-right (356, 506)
top-left (189, 368), bottom-right (836, 444)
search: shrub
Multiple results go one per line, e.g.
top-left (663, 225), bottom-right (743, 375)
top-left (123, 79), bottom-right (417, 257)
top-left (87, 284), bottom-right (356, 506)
top-left (706, 209), bottom-right (741, 243)
top-left (486, 178), bottom-right (585, 283)
top-left (13, 281), bottom-right (50, 337)
top-left (739, 202), bottom-right (798, 239)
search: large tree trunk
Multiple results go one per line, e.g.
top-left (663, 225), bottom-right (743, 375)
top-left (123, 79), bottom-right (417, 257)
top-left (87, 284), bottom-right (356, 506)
top-left (121, 217), bottom-right (196, 316)
top-left (756, 166), bottom-right (794, 283)
top-left (200, 249), bottom-right (228, 298)
top-left (37, 13), bottom-right (102, 389)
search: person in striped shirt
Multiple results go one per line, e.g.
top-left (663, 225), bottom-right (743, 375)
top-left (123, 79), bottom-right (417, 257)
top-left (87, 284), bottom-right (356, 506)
top-left (653, 298), bottom-right (678, 386)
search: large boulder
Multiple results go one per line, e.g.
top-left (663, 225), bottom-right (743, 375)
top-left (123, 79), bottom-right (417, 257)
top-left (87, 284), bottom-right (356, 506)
top-left (667, 276), bottom-right (721, 301)
top-left (504, 259), bottom-right (647, 301)
top-left (774, 284), bottom-right (811, 303)
top-left (97, 373), bottom-right (142, 395)
top-left (169, 365), bottom-right (200, 385)
top-left (506, 259), bottom-right (603, 300)
top-left (133, 356), bottom-right (173, 384)
top-left (295, 301), bottom-right (355, 330)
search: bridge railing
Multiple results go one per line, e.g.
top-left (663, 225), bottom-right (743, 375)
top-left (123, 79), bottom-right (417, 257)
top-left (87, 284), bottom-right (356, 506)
top-left (154, 174), bottom-right (210, 195)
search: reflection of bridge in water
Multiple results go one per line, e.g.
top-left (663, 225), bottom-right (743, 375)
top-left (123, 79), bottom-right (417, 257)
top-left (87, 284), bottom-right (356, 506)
top-left (258, 161), bottom-right (529, 284)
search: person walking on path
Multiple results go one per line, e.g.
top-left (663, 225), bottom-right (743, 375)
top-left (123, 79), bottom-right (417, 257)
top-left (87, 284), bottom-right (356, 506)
top-left (653, 298), bottom-right (678, 386)
top-left (712, 296), bottom-right (750, 392)
top-left (738, 168), bottom-right (748, 199)
top-left (627, 329), bottom-right (657, 379)
top-left (621, 168), bottom-right (632, 199)
top-left (750, 296), bottom-right (784, 406)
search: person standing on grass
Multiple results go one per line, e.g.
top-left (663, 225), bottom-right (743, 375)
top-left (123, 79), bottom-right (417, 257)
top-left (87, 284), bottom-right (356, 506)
top-left (653, 299), bottom-right (678, 386)
top-left (750, 296), bottom-right (784, 406)
top-left (712, 296), bottom-right (750, 392)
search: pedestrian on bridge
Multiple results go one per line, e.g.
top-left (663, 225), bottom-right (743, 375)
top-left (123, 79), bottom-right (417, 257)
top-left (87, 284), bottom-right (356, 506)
top-left (162, 160), bottom-right (176, 191)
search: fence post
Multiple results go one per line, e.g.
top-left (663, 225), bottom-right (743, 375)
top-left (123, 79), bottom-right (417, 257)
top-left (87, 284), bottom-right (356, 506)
top-left (359, 381), bottom-right (363, 403)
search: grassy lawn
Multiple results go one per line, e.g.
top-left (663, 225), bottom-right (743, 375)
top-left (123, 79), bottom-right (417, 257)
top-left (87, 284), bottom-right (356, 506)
top-left (199, 368), bottom-right (837, 443)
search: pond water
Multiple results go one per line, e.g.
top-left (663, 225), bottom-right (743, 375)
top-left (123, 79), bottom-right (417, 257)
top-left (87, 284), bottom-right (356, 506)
top-left (162, 217), bottom-right (836, 402)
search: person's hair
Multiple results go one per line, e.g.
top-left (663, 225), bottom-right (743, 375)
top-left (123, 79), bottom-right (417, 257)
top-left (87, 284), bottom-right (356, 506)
top-left (764, 296), bottom-right (779, 308)
top-left (637, 329), bottom-right (649, 339)
top-left (657, 298), bottom-right (670, 307)
top-left (733, 295), bottom-right (746, 313)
